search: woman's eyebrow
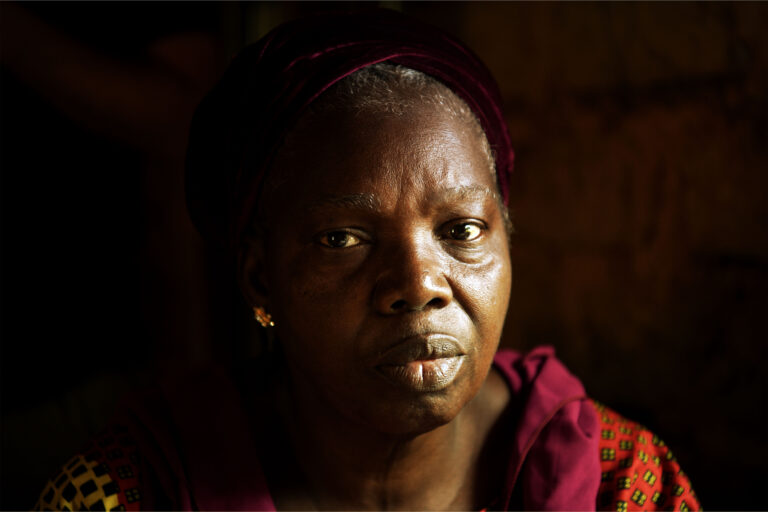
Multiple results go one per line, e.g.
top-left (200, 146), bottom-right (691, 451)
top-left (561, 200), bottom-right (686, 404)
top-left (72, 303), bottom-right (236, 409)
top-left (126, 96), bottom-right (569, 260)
top-left (307, 193), bottom-right (381, 213)
top-left (432, 185), bottom-right (500, 204)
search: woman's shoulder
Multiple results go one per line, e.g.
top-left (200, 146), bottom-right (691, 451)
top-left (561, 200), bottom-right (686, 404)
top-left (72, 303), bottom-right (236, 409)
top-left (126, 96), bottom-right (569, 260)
top-left (591, 400), bottom-right (700, 511)
top-left (492, 348), bottom-right (700, 511)
top-left (34, 425), bottom-right (143, 512)
top-left (34, 364), bottom-right (272, 512)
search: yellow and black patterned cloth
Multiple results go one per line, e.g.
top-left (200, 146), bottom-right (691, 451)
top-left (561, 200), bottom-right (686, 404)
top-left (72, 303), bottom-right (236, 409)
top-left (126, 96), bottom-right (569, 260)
top-left (34, 425), bottom-right (142, 512)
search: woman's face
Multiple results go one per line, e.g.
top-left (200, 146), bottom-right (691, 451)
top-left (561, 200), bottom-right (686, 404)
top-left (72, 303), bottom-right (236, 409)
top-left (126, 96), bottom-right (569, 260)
top-left (244, 98), bottom-right (512, 435)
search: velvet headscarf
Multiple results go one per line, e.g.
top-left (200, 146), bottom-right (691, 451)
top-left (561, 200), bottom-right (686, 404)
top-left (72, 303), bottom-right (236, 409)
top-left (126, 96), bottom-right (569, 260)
top-left (185, 8), bottom-right (514, 250)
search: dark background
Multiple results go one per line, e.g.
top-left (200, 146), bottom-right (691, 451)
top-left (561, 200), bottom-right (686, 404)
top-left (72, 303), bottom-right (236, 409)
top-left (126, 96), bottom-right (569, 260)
top-left (1, 2), bottom-right (766, 510)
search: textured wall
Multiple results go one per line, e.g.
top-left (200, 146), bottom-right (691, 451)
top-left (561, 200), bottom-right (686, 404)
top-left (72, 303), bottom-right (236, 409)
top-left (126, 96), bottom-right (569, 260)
top-left (409, 3), bottom-right (766, 509)
top-left (1, 2), bottom-right (765, 510)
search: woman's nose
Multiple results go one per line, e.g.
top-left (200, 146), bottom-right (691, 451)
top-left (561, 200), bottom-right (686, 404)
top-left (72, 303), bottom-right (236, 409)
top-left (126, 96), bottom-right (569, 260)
top-left (372, 241), bottom-right (453, 314)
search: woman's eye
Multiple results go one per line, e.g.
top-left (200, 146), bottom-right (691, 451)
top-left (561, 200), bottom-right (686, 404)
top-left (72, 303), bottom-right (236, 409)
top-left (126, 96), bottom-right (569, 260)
top-left (318, 231), bottom-right (362, 248)
top-left (448, 222), bottom-right (484, 241)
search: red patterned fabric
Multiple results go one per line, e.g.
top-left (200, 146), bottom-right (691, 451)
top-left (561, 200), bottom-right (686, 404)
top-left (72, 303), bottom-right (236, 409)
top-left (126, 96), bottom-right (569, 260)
top-left (594, 402), bottom-right (700, 511)
top-left (85, 425), bottom-right (143, 511)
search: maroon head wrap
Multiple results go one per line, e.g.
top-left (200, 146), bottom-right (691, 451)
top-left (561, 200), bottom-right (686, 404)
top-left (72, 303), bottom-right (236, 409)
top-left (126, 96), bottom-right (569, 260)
top-left (185, 9), bottom-right (514, 249)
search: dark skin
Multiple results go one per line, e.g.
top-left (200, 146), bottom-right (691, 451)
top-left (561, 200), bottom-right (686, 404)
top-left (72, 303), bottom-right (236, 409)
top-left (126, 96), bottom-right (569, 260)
top-left (239, 96), bottom-right (513, 510)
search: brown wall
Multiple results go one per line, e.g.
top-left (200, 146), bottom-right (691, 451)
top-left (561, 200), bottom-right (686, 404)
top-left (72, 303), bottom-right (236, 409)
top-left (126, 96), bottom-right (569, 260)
top-left (426, 2), bottom-right (766, 509)
top-left (1, 2), bottom-right (765, 510)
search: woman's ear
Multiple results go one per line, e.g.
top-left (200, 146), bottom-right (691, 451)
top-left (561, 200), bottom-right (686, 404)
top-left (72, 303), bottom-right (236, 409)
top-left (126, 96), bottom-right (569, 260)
top-left (237, 234), bottom-right (269, 308)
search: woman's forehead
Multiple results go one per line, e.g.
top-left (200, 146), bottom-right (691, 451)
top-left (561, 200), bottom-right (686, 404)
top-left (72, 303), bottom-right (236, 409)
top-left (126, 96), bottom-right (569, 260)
top-left (270, 104), bottom-right (497, 205)
top-left (308, 185), bottom-right (498, 208)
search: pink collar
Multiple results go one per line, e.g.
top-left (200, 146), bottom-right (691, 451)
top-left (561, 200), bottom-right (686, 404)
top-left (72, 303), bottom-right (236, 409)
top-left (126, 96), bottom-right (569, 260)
top-left (494, 346), bottom-right (601, 510)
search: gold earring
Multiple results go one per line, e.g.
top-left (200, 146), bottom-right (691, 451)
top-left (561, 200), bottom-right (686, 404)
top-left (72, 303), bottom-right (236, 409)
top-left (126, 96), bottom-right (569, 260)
top-left (253, 306), bottom-right (275, 327)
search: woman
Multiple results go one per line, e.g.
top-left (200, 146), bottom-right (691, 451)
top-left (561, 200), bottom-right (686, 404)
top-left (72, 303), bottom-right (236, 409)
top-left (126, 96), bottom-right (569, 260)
top-left (35, 10), bottom-right (699, 511)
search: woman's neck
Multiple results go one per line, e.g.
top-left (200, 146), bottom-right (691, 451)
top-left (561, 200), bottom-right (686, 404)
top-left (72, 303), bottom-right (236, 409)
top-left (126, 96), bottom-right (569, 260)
top-left (270, 366), bottom-right (511, 511)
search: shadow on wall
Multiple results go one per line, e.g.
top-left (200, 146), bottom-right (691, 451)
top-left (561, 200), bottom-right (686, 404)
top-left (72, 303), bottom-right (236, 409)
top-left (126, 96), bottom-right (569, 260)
top-left (1, 2), bottom-right (766, 510)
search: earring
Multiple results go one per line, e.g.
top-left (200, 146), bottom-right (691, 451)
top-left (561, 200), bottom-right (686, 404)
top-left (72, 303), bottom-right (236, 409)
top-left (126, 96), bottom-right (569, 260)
top-left (253, 306), bottom-right (275, 328)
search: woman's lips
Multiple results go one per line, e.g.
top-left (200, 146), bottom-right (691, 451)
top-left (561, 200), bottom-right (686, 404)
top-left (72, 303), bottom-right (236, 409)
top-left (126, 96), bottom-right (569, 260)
top-left (373, 334), bottom-right (466, 391)
top-left (376, 356), bottom-right (465, 392)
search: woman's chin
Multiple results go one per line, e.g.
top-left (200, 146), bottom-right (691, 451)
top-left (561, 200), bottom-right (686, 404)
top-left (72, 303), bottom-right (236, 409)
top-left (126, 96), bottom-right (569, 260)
top-left (290, 356), bottom-right (483, 437)
top-left (348, 387), bottom-right (471, 437)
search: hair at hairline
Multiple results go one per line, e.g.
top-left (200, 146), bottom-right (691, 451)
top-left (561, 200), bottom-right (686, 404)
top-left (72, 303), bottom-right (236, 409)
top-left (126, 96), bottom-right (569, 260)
top-left (254, 63), bottom-right (511, 233)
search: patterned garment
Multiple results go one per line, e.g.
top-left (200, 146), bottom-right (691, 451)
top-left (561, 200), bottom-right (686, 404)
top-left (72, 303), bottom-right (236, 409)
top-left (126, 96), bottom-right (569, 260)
top-left (34, 401), bottom-right (700, 511)
top-left (34, 425), bottom-right (142, 512)
top-left (594, 402), bottom-right (700, 511)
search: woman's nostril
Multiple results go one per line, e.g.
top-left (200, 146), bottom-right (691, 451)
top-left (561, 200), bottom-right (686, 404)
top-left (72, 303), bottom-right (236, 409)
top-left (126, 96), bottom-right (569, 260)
top-left (427, 297), bottom-right (445, 308)
top-left (388, 296), bottom-right (446, 313)
top-left (390, 299), bottom-right (408, 311)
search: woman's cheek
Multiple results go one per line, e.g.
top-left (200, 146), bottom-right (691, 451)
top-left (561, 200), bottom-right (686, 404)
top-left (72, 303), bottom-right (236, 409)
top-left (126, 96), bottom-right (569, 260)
top-left (455, 250), bottom-right (511, 338)
top-left (461, 252), bottom-right (510, 300)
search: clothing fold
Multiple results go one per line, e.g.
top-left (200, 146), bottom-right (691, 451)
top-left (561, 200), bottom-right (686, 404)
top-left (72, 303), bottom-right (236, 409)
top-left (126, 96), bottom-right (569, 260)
top-left (114, 347), bottom-right (600, 511)
top-left (494, 347), bottom-right (601, 511)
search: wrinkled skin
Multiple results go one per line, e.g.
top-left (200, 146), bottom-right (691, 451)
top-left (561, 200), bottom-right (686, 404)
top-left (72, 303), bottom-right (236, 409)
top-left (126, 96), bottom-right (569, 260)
top-left (239, 98), bottom-right (513, 510)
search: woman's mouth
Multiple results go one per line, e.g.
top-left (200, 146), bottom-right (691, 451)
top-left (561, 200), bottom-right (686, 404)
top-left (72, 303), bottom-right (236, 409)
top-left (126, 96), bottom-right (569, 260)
top-left (373, 335), bottom-right (466, 392)
top-left (376, 356), bottom-right (465, 391)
